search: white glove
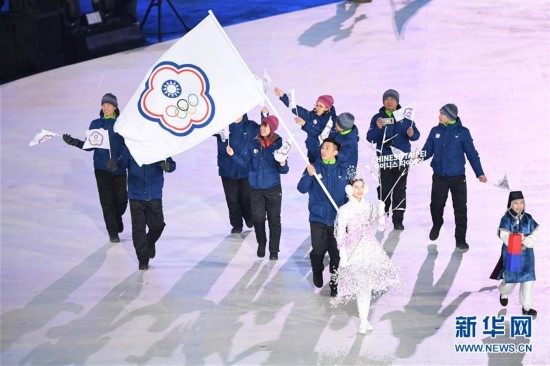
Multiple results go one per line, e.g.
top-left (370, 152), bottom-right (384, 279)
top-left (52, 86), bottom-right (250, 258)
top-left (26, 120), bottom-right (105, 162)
top-left (218, 127), bottom-right (230, 142)
top-left (522, 227), bottom-right (540, 248)
top-left (273, 140), bottom-right (292, 163)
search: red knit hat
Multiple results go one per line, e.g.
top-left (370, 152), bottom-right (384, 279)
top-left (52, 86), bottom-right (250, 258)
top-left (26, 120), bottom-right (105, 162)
top-left (317, 95), bottom-right (334, 110)
top-left (262, 115), bottom-right (279, 132)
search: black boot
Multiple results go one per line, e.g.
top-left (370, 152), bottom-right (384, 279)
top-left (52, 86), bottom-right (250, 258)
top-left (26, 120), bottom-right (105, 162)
top-left (329, 274), bottom-right (338, 297)
top-left (257, 245), bottom-right (266, 258)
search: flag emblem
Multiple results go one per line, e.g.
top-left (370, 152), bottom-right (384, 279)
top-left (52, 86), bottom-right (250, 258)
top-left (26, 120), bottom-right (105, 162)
top-left (138, 61), bottom-right (215, 136)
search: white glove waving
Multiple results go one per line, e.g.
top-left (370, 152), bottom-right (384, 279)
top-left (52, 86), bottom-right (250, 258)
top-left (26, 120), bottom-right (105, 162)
top-left (274, 140), bottom-right (292, 163)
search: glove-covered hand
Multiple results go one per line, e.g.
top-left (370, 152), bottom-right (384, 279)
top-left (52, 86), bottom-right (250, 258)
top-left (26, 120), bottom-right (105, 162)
top-left (106, 159), bottom-right (117, 172)
top-left (523, 235), bottom-right (535, 248)
top-left (273, 140), bottom-right (292, 163)
top-left (159, 161), bottom-right (172, 172)
top-left (63, 134), bottom-right (81, 147)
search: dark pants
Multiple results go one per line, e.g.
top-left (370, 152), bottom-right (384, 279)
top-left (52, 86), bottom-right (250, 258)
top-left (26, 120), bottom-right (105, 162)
top-left (430, 174), bottom-right (467, 243)
top-left (94, 169), bottom-right (128, 236)
top-left (129, 199), bottom-right (165, 264)
top-left (377, 166), bottom-right (408, 225)
top-left (309, 222), bottom-right (340, 277)
top-left (250, 185), bottom-right (282, 254)
top-left (221, 176), bottom-right (252, 230)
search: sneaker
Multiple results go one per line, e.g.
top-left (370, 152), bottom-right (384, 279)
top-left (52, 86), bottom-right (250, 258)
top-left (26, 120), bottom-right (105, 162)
top-left (456, 242), bottom-right (469, 251)
top-left (138, 261), bottom-right (149, 270)
top-left (429, 226), bottom-right (441, 241)
top-left (231, 227), bottom-right (242, 234)
top-left (499, 295), bottom-right (508, 307)
top-left (269, 252), bottom-right (278, 261)
top-left (522, 308), bottom-right (537, 316)
top-left (257, 245), bottom-right (266, 258)
top-left (313, 272), bottom-right (323, 288)
top-left (148, 243), bottom-right (156, 259)
top-left (110, 234), bottom-right (120, 243)
top-left (393, 223), bottom-right (405, 231)
top-left (245, 220), bottom-right (254, 229)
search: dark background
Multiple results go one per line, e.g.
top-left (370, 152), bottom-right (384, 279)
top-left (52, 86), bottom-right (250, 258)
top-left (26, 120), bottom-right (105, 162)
top-left (0, 0), bottom-right (339, 83)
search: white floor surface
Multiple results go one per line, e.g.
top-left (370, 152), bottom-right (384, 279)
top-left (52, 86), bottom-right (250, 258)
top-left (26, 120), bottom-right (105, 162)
top-left (1, 1), bottom-right (550, 365)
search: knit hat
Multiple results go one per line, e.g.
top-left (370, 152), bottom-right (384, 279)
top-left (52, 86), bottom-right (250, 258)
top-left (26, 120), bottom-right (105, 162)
top-left (101, 93), bottom-right (118, 108)
top-left (440, 103), bottom-right (458, 120)
top-left (507, 191), bottom-right (524, 209)
top-left (262, 115), bottom-right (279, 132)
top-left (382, 89), bottom-right (399, 103)
top-left (317, 95), bottom-right (334, 110)
top-left (336, 112), bottom-right (355, 130)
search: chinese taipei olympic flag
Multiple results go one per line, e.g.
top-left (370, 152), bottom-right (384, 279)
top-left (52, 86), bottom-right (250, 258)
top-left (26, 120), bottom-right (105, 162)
top-left (115, 11), bottom-right (265, 165)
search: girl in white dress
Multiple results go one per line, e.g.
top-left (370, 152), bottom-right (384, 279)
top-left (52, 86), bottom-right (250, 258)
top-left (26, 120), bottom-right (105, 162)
top-left (331, 177), bottom-right (401, 333)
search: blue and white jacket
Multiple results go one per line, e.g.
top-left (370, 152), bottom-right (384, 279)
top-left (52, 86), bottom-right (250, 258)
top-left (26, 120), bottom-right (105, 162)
top-left (422, 117), bottom-right (484, 177)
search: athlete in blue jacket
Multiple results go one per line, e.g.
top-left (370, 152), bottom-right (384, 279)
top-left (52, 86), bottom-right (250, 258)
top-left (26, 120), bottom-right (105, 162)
top-left (228, 115), bottom-right (289, 261)
top-left (62, 93), bottom-right (127, 243)
top-left (366, 89), bottom-right (420, 230)
top-left (422, 103), bottom-right (487, 251)
top-left (215, 114), bottom-right (260, 234)
top-left (109, 146), bottom-right (176, 270)
top-left (298, 138), bottom-right (348, 296)
top-left (274, 86), bottom-right (337, 163)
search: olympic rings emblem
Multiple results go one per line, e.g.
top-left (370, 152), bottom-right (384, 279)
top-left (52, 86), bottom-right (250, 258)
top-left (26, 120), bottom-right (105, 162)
top-left (165, 93), bottom-right (200, 119)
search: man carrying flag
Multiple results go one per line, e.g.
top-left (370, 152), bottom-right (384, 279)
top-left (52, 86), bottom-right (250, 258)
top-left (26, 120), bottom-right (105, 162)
top-left (63, 93), bottom-right (128, 243)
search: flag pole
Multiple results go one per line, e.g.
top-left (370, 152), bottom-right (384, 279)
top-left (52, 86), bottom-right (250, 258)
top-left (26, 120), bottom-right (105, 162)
top-left (208, 10), bottom-right (339, 211)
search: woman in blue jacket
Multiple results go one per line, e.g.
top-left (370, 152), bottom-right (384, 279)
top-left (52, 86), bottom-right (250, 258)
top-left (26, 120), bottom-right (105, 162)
top-left (274, 86), bottom-right (337, 164)
top-left (227, 115), bottom-right (289, 261)
top-left (62, 93), bottom-right (127, 243)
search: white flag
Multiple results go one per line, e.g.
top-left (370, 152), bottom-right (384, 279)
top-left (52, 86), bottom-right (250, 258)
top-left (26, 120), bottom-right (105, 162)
top-left (492, 174), bottom-right (510, 191)
top-left (83, 129), bottom-right (111, 150)
top-left (393, 102), bottom-right (416, 122)
top-left (287, 88), bottom-right (297, 111)
top-left (29, 129), bottom-right (59, 146)
top-left (318, 116), bottom-right (333, 144)
top-left (114, 12), bottom-right (265, 165)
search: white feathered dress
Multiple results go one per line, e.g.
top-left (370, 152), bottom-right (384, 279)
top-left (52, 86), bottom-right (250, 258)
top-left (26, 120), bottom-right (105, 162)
top-left (331, 195), bottom-right (401, 306)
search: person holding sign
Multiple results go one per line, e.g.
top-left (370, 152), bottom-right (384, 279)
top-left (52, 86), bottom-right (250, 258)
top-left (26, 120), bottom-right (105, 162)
top-left (62, 93), bottom-right (128, 243)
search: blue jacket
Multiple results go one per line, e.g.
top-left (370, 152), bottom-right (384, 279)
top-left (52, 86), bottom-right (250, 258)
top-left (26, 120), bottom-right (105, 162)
top-left (78, 110), bottom-right (126, 175)
top-left (422, 117), bottom-right (484, 177)
top-left (215, 114), bottom-right (260, 179)
top-left (279, 93), bottom-right (337, 162)
top-left (297, 160), bottom-right (348, 226)
top-left (366, 106), bottom-right (420, 156)
top-left (328, 125), bottom-right (359, 171)
top-left (496, 210), bottom-right (538, 283)
top-left (116, 146), bottom-right (176, 201)
top-left (233, 135), bottom-right (289, 190)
